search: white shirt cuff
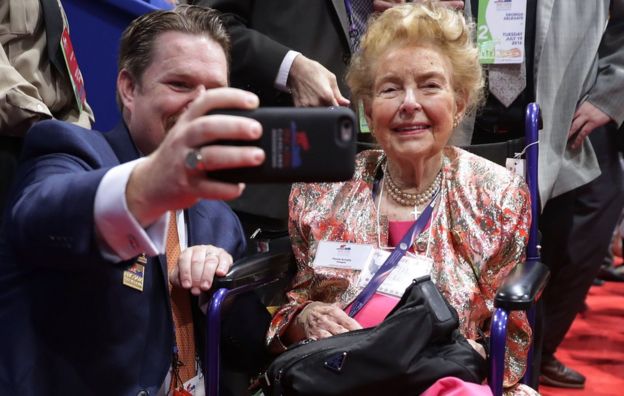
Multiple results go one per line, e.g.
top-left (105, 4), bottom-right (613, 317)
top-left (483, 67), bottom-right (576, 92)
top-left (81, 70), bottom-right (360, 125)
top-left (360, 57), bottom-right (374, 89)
top-left (94, 158), bottom-right (167, 261)
top-left (275, 50), bottom-right (301, 92)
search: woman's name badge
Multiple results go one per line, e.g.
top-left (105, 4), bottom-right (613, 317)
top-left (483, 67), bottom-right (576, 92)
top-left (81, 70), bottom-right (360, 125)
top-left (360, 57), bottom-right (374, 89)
top-left (123, 254), bottom-right (147, 292)
top-left (312, 241), bottom-right (375, 270)
top-left (358, 249), bottom-right (433, 298)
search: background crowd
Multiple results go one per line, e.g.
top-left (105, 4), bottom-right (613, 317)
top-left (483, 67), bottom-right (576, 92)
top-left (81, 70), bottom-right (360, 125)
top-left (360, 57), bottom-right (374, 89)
top-left (0, 0), bottom-right (622, 395)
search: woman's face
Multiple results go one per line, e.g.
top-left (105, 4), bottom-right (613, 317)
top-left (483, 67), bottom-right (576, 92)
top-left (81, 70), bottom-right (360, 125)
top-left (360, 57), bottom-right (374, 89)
top-left (364, 44), bottom-right (465, 163)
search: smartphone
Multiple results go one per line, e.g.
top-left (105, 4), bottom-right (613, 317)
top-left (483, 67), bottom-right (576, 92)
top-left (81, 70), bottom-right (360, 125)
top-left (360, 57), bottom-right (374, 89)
top-left (206, 107), bottom-right (357, 183)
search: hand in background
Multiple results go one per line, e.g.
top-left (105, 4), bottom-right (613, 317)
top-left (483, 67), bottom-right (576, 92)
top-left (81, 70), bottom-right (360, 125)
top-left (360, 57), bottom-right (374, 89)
top-left (467, 339), bottom-right (487, 359)
top-left (288, 55), bottom-right (350, 107)
top-left (169, 244), bottom-right (233, 295)
top-left (373, 0), bottom-right (464, 12)
top-left (568, 101), bottom-right (612, 150)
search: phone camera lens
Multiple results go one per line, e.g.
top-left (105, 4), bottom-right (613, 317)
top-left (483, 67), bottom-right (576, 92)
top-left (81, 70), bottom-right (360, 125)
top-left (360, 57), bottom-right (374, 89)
top-left (340, 119), bottom-right (353, 142)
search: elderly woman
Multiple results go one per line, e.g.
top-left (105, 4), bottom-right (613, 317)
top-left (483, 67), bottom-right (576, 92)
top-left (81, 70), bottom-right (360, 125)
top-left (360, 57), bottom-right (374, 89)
top-left (267, 2), bottom-right (534, 394)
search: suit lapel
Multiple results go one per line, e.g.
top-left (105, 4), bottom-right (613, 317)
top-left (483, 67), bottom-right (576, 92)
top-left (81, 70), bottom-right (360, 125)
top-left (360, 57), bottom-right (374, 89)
top-left (157, 253), bottom-right (169, 302)
top-left (464, 0), bottom-right (474, 19)
top-left (533, 0), bottom-right (555, 73)
top-left (186, 205), bottom-right (207, 248)
top-left (39, 0), bottom-right (65, 75)
top-left (330, 0), bottom-right (352, 48)
top-left (101, 122), bottom-right (169, 290)
top-left (103, 123), bottom-right (142, 164)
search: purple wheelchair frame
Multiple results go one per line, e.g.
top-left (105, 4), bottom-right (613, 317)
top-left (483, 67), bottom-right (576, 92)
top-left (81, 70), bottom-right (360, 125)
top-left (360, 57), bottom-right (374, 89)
top-left (205, 249), bottom-right (294, 396)
top-left (488, 103), bottom-right (550, 395)
top-left (205, 103), bottom-right (549, 396)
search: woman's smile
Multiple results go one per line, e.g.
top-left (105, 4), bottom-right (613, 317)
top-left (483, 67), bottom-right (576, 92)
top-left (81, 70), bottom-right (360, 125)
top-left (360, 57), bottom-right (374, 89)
top-left (391, 122), bottom-right (432, 136)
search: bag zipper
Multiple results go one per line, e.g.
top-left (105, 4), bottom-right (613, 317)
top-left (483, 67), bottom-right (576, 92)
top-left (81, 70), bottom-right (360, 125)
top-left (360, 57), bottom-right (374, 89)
top-left (274, 305), bottom-right (419, 386)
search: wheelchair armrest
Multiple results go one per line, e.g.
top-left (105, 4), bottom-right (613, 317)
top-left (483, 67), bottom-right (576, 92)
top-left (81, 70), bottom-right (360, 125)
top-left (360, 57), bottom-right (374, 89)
top-left (212, 250), bottom-right (295, 290)
top-left (494, 259), bottom-right (550, 311)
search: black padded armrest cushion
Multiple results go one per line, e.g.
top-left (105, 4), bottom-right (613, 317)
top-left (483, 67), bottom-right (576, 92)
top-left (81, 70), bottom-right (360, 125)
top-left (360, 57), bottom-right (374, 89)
top-left (494, 259), bottom-right (550, 311)
top-left (213, 250), bottom-right (295, 290)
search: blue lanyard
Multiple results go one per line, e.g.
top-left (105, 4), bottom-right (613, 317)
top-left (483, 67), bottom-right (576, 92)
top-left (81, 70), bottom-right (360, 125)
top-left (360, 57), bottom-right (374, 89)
top-left (348, 188), bottom-right (439, 318)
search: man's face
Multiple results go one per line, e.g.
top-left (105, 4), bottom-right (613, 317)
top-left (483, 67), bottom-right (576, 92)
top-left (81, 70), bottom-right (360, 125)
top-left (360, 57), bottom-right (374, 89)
top-left (119, 31), bottom-right (228, 155)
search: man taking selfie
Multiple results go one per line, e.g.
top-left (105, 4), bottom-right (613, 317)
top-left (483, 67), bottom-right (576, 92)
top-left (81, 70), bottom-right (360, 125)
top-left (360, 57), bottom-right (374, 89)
top-left (0, 5), bottom-right (264, 395)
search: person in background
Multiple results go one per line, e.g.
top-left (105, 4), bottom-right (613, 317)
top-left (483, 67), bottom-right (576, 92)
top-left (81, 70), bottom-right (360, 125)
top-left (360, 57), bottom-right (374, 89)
top-left (270, 3), bottom-right (536, 394)
top-left (0, 5), bottom-right (265, 395)
top-left (192, 0), bottom-right (465, 242)
top-left (596, 124), bottom-right (624, 284)
top-left (455, 1), bottom-right (624, 388)
top-left (0, 0), bottom-right (94, 220)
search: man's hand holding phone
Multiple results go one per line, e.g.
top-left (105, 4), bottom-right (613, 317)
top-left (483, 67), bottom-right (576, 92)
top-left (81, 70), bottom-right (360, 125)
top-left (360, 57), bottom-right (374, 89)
top-left (126, 88), bottom-right (265, 227)
top-left (205, 107), bottom-right (357, 184)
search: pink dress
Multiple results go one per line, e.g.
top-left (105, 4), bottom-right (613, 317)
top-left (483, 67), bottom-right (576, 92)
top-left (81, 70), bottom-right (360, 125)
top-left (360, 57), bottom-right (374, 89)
top-left (345, 220), bottom-right (418, 328)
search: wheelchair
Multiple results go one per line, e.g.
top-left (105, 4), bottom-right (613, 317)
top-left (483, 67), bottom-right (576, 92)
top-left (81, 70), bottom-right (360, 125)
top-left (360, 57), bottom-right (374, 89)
top-left (57, 2), bottom-right (548, 391)
top-left (205, 103), bottom-right (549, 396)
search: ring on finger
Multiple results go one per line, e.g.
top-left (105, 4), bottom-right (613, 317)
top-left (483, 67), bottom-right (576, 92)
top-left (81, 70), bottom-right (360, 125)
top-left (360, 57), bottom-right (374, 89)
top-left (185, 149), bottom-right (206, 171)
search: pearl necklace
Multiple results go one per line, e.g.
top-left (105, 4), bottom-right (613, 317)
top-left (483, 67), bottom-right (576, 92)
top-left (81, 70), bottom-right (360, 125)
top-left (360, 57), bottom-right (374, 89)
top-left (384, 165), bottom-right (442, 207)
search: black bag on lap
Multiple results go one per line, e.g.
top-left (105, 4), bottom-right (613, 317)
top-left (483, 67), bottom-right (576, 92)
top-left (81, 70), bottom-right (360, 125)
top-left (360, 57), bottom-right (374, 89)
top-left (261, 276), bottom-right (487, 396)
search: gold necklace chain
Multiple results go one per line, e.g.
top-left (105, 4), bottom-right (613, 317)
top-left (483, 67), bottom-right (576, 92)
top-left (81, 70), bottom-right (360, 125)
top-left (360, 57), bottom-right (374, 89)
top-left (384, 164), bottom-right (442, 207)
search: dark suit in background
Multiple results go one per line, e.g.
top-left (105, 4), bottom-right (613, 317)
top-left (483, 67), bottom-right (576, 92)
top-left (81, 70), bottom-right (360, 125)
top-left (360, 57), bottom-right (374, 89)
top-left (0, 121), bottom-right (246, 394)
top-left (197, 0), bottom-right (351, 107)
top-left (194, 0), bottom-right (354, 236)
top-left (458, 0), bottom-right (624, 387)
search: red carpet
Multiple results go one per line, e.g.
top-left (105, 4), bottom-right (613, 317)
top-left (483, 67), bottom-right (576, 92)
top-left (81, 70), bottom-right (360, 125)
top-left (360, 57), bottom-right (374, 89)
top-left (540, 280), bottom-right (624, 396)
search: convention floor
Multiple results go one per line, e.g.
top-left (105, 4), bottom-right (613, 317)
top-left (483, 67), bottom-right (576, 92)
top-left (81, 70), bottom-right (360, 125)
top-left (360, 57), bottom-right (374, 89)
top-left (540, 279), bottom-right (624, 396)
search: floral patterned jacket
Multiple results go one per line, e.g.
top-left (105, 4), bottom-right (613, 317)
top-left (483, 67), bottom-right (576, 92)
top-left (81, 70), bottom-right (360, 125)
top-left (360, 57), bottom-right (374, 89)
top-left (268, 147), bottom-right (533, 390)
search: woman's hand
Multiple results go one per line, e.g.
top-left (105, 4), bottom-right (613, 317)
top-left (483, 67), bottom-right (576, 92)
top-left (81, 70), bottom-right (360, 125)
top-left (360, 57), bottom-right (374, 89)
top-left (288, 302), bottom-right (363, 342)
top-left (467, 339), bottom-right (487, 359)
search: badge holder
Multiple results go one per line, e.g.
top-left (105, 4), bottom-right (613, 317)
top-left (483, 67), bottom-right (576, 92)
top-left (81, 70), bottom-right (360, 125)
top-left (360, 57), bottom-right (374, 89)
top-left (56, 0), bottom-right (87, 112)
top-left (349, 188), bottom-right (439, 318)
top-left (505, 140), bottom-right (538, 179)
top-left (122, 254), bottom-right (147, 291)
top-left (170, 347), bottom-right (194, 396)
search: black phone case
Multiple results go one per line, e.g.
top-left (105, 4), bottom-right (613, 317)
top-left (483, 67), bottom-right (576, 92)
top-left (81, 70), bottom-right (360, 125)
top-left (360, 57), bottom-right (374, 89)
top-left (207, 107), bottom-right (357, 183)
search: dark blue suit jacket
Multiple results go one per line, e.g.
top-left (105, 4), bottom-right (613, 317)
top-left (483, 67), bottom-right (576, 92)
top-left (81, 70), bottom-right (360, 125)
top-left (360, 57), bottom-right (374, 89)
top-left (0, 120), bottom-right (246, 395)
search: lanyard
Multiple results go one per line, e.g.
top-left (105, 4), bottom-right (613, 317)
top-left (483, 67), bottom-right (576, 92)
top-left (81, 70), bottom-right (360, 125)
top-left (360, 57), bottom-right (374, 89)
top-left (348, 188), bottom-right (439, 318)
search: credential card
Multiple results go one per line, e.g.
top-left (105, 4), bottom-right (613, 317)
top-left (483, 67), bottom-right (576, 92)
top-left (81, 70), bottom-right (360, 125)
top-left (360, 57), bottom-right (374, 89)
top-left (477, 0), bottom-right (527, 64)
top-left (312, 241), bottom-right (375, 270)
